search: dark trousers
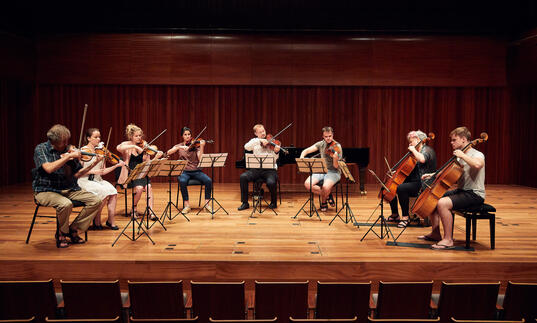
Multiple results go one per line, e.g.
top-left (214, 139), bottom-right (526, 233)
top-left (240, 169), bottom-right (278, 204)
top-left (178, 170), bottom-right (213, 201)
top-left (389, 180), bottom-right (421, 218)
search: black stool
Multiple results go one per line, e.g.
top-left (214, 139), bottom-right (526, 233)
top-left (26, 199), bottom-right (88, 244)
top-left (452, 203), bottom-right (496, 249)
top-left (176, 179), bottom-right (204, 208)
top-left (317, 180), bottom-right (344, 210)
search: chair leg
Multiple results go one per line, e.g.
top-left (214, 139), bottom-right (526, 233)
top-left (490, 213), bottom-right (495, 249)
top-left (198, 185), bottom-right (203, 207)
top-left (472, 217), bottom-right (477, 240)
top-left (278, 179), bottom-right (281, 205)
top-left (176, 181), bottom-right (180, 207)
top-left (26, 205), bottom-right (40, 244)
top-left (465, 216), bottom-right (471, 249)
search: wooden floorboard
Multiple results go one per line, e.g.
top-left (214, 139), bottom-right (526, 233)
top-left (1, 183), bottom-right (536, 289)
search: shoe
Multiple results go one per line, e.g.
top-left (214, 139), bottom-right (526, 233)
top-left (397, 219), bottom-right (409, 228)
top-left (327, 193), bottom-right (335, 207)
top-left (268, 202), bottom-right (277, 209)
top-left (387, 214), bottom-right (400, 222)
top-left (149, 215), bottom-right (158, 221)
top-left (417, 235), bottom-right (441, 242)
top-left (204, 204), bottom-right (214, 213)
top-left (105, 221), bottom-right (119, 230)
top-left (182, 206), bottom-right (191, 214)
top-left (320, 201), bottom-right (328, 212)
top-left (55, 232), bottom-right (69, 248)
top-left (68, 229), bottom-right (86, 244)
top-left (238, 203), bottom-right (249, 211)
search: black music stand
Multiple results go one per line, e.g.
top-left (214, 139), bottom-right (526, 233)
top-left (329, 161), bottom-right (359, 227)
top-left (112, 163), bottom-right (155, 246)
top-left (360, 169), bottom-right (397, 242)
top-left (157, 160), bottom-right (189, 223)
top-left (137, 159), bottom-right (167, 231)
top-left (293, 158), bottom-right (327, 221)
top-left (245, 153), bottom-right (278, 217)
top-left (196, 153), bottom-right (229, 218)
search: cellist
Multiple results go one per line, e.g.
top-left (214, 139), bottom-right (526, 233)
top-left (420, 127), bottom-right (485, 249)
top-left (387, 130), bottom-right (437, 228)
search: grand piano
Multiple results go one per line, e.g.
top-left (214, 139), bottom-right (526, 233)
top-left (235, 146), bottom-right (369, 193)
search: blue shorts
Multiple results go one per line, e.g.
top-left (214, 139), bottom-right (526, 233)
top-left (312, 169), bottom-right (341, 184)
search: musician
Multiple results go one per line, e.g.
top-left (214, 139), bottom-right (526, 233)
top-left (421, 127), bottom-right (485, 249)
top-left (238, 124), bottom-right (279, 210)
top-left (32, 124), bottom-right (102, 248)
top-left (166, 127), bottom-right (213, 214)
top-left (79, 128), bottom-right (126, 230)
top-left (387, 130), bottom-right (436, 228)
top-left (299, 126), bottom-right (342, 212)
top-left (116, 124), bottom-right (164, 220)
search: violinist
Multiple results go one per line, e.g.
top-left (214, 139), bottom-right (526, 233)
top-left (116, 124), bottom-right (164, 220)
top-left (299, 126), bottom-right (342, 212)
top-left (420, 127), bottom-right (485, 250)
top-left (32, 124), bottom-right (102, 248)
top-left (79, 128), bottom-right (126, 230)
top-left (238, 124), bottom-right (279, 210)
top-left (166, 127), bottom-right (213, 214)
top-left (387, 130), bottom-right (436, 228)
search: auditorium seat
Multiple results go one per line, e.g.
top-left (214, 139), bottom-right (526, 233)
top-left (314, 281), bottom-right (371, 322)
top-left (128, 281), bottom-right (186, 319)
top-left (502, 281), bottom-right (537, 321)
top-left (191, 281), bottom-right (246, 323)
top-left (375, 281), bottom-right (433, 319)
top-left (60, 280), bottom-right (123, 320)
top-left (436, 282), bottom-right (500, 323)
top-left (0, 280), bottom-right (57, 323)
top-left (254, 281), bottom-right (308, 323)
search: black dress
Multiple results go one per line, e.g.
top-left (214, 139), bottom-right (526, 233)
top-left (127, 153), bottom-right (149, 188)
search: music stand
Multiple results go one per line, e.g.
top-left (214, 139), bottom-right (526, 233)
top-left (245, 153), bottom-right (278, 217)
top-left (112, 163), bottom-right (156, 246)
top-left (137, 159), bottom-right (167, 231)
top-left (156, 160), bottom-right (189, 223)
top-left (293, 158), bottom-right (327, 221)
top-left (196, 153), bottom-right (229, 218)
top-left (329, 161), bottom-right (359, 227)
top-left (360, 169), bottom-right (397, 242)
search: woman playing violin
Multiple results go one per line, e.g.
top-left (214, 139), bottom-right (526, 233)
top-left (420, 127), bottom-right (485, 249)
top-left (78, 128), bottom-right (126, 230)
top-left (116, 124), bottom-right (164, 219)
top-left (299, 126), bottom-right (342, 212)
top-left (387, 130), bottom-right (436, 228)
top-left (166, 127), bottom-right (213, 214)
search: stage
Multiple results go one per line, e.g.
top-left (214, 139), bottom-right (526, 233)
top-left (1, 183), bottom-right (536, 291)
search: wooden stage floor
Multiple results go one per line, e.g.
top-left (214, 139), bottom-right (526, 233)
top-left (1, 183), bottom-right (536, 287)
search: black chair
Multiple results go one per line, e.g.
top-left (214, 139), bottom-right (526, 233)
top-left (128, 281), bottom-right (186, 319)
top-left (375, 281), bottom-right (433, 319)
top-left (502, 281), bottom-right (537, 321)
top-left (176, 179), bottom-right (204, 208)
top-left (0, 280), bottom-right (57, 323)
top-left (251, 179), bottom-right (282, 206)
top-left (254, 281), bottom-right (308, 323)
top-left (45, 318), bottom-right (121, 323)
top-left (436, 282), bottom-right (500, 323)
top-left (26, 198), bottom-right (87, 245)
top-left (452, 203), bottom-right (496, 249)
top-left (316, 180), bottom-right (343, 211)
top-left (315, 281), bottom-right (371, 322)
top-left (191, 281), bottom-right (246, 323)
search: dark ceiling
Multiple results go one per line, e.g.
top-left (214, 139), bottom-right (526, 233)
top-left (1, 0), bottom-right (536, 39)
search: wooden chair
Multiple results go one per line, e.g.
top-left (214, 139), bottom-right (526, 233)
top-left (128, 281), bottom-right (186, 319)
top-left (0, 317), bottom-right (36, 323)
top-left (60, 280), bottom-right (123, 320)
top-left (254, 281), bottom-right (308, 323)
top-left (45, 317), bottom-right (120, 323)
top-left (130, 318), bottom-right (199, 323)
top-left (437, 282), bottom-right (500, 323)
top-left (368, 318), bottom-right (440, 323)
top-left (452, 203), bottom-right (496, 249)
top-left (451, 319), bottom-right (525, 323)
top-left (190, 281), bottom-right (246, 323)
top-left (0, 280), bottom-right (57, 323)
top-left (502, 281), bottom-right (537, 321)
top-left (315, 282), bottom-right (371, 322)
top-left (208, 319), bottom-right (277, 323)
top-left (290, 318), bottom-right (357, 323)
top-left (375, 281), bottom-right (433, 319)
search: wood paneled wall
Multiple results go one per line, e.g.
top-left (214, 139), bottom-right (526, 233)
top-left (37, 34), bottom-right (506, 86)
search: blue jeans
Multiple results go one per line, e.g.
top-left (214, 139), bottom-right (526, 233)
top-left (178, 170), bottom-right (213, 201)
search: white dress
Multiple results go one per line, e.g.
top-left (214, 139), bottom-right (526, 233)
top-left (78, 147), bottom-right (118, 200)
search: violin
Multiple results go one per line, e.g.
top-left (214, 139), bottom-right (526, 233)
top-left (380, 132), bottom-right (435, 202)
top-left (411, 133), bottom-right (488, 219)
top-left (137, 140), bottom-right (159, 156)
top-left (63, 145), bottom-right (97, 162)
top-left (260, 123), bottom-right (292, 154)
top-left (325, 141), bottom-right (342, 158)
top-left (187, 138), bottom-right (214, 151)
top-left (95, 146), bottom-right (122, 165)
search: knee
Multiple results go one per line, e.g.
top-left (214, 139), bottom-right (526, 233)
top-left (240, 173), bottom-right (249, 183)
top-left (437, 198), bottom-right (451, 210)
top-left (57, 200), bottom-right (73, 211)
top-left (87, 196), bottom-right (102, 207)
top-left (179, 178), bottom-right (189, 186)
top-left (134, 187), bottom-right (144, 195)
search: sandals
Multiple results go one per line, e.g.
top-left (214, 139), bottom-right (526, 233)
top-left (387, 214), bottom-right (400, 222)
top-left (327, 194), bottom-right (335, 207)
top-left (55, 232), bottom-right (69, 248)
top-left (397, 217), bottom-right (410, 228)
top-left (320, 202), bottom-right (328, 212)
top-left (68, 229), bottom-right (86, 244)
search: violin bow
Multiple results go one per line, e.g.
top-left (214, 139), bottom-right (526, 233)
top-left (267, 122), bottom-right (292, 153)
top-left (105, 127), bottom-right (112, 151)
top-left (188, 126), bottom-right (207, 149)
top-left (147, 128), bottom-right (167, 146)
top-left (78, 104), bottom-right (88, 148)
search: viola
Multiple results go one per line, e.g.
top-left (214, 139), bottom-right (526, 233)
top-left (95, 147), bottom-right (122, 165)
top-left (63, 145), bottom-right (96, 162)
top-left (411, 133), bottom-right (488, 219)
top-left (379, 132), bottom-right (435, 202)
top-left (325, 140), bottom-right (342, 158)
top-left (187, 138), bottom-right (214, 151)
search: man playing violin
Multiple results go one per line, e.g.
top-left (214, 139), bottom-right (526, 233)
top-left (299, 126), bottom-right (342, 212)
top-left (421, 127), bottom-right (485, 249)
top-left (32, 124), bottom-right (103, 248)
top-left (238, 124), bottom-right (280, 210)
top-left (166, 127), bottom-right (213, 214)
top-left (387, 130), bottom-right (436, 228)
top-left (116, 124), bottom-right (164, 220)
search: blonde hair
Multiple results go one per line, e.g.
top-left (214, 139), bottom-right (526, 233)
top-left (322, 126), bottom-right (334, 134)
top-left (253, 124), bottom-right (264, 133)
top-left (450, 126), bottom-right (471, 140)
top-left (47, 124), bottom-right (71, 143)
top-left (125, 124), bottom-right (143, 140)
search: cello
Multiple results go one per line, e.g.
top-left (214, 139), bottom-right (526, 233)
top-left (380, 132), bottom-right (435, 202)
top-left (411, 132), bottom-right (488, 219)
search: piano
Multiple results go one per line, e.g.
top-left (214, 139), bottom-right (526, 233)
top-left (235, 146), bottom-right (369, 193)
